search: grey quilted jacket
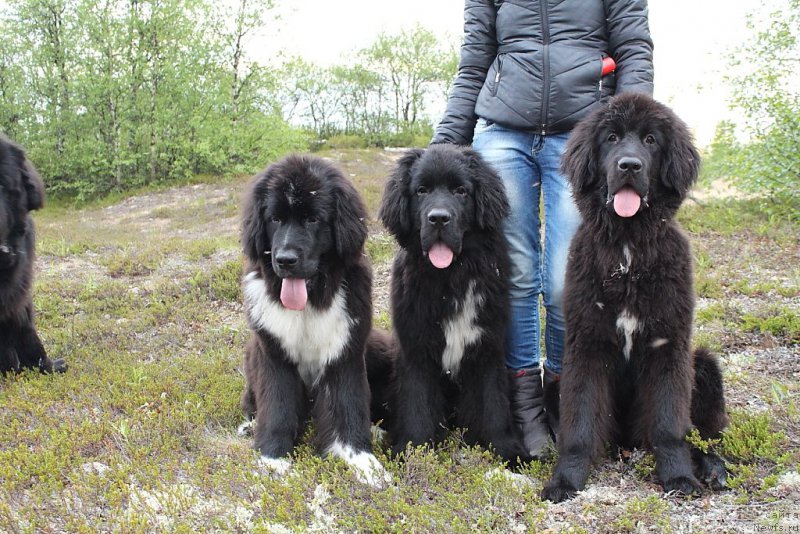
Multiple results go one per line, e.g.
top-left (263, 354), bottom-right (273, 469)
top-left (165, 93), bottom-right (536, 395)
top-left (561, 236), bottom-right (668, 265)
top-left (432, 0), bottom-right (654, 144)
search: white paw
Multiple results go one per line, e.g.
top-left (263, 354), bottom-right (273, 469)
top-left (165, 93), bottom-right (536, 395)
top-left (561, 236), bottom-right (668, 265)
top-left (351, 454), bottom-right (393, 489)
top-left (257, 456), bottom-right (292, 477)
top-left (327, 440), bottom-right (392, 488)
top-left (237, 420), bottom-right (254, 437)
top-left (370, 424), bottom-right (388, 443)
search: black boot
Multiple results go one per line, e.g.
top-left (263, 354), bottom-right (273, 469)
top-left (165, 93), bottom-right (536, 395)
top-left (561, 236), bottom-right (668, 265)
top-left (508, 367), bottom-right (551, 459)
top-left (543, 366), bottom-right (560, 440)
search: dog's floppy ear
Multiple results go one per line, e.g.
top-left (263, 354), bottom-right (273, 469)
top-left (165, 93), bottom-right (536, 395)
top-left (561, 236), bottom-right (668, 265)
top-left (561, 113), bottom-right (601, 193)
top-left (10, 144), bottom-right (45, 211)
top-left (659, 116), bottom-right (700, 197)
top-left (379, 148), bottom-right (422, 245)
top-left (333, 178), bottom-right (368, 261)
top-left (464, 148), bottom-right (509, 230)
top-left (241, 171), bottom-right (271, 263)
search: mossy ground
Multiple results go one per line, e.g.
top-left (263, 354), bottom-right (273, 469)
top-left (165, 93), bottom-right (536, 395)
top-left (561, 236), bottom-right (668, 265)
top-left (1, 150), bottom-right (798, 532)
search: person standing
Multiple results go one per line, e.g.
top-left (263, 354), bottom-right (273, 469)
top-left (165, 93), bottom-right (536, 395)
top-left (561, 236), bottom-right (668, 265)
top-left (431, 0), bottom-right (654, 458)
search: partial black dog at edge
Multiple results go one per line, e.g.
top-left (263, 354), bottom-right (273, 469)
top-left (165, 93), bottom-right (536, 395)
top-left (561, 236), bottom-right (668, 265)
top-left (541, 93), bottom-right (729, 503)
top-left (0, 136), bottom-right (65, 374)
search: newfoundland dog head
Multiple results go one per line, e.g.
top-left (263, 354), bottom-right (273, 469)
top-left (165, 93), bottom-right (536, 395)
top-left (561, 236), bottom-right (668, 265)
top-left (0, 138), bottom-right (44, 273)
top-left (563, 92), bottom-right (700, 222)
top-left (241, 154), bottom-right (368, 311)
top-left (379, 144), bottom-right (508, 269)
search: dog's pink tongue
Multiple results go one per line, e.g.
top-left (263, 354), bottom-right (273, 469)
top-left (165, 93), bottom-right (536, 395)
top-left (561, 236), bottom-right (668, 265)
top-left (613, 187), bottom-right (642, 217)
top-left (280, 278), bottom-right (308, 311)
top-left (428, 242), bottom-right (454, 269)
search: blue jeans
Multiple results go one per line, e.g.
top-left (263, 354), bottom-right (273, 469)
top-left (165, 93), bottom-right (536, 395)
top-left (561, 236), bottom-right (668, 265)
top-left (473, 119), bottom-right (581, 375)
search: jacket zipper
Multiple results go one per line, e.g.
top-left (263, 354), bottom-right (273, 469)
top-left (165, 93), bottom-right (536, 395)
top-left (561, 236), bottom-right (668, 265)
top-left (492, 55), bottom-right (504, 96)
top-left (539, 0), bottom-right (550, 136)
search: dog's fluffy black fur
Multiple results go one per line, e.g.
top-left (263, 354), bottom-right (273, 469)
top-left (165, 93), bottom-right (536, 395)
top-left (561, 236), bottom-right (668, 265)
top-left (378, 144), bottom-right (530, 465)
top-left (541, 93), bottom-right (728, 502)
top-left (0, 136), bottom-right (64, 374)
top-left (239, 154), bottom-right (388, 486)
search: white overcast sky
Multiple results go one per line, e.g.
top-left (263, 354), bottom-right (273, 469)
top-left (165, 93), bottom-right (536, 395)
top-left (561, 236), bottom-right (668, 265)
top-left (249, 0), bottom-right (782, 147)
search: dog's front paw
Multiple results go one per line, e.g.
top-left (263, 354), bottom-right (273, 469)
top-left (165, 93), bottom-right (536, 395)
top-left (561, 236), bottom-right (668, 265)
top-left (51, 358), bottom-right (67, 373)
top-left (38, 357), bottom-right (67, 374)
top-left (696, 453), bottom-right (728, 491)
top-left (351, 454), bottom-right (393, 489)
top-left (663, 475), bottom-right (702, 497)
top-left (328, 443), bottom-right (392, 489)
top-left (257, 455), bottom-right (292, 477)
top-left (541, 481), bottom-right (579, 503)
top-left (237, 419), bottom-right (254, 437)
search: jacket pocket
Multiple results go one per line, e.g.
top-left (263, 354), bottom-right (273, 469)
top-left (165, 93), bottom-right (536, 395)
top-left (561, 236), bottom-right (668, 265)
top-left (473, 117), bottom-right (496, 136)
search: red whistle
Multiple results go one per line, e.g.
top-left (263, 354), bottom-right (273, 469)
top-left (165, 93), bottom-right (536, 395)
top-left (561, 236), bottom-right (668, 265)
top-left (601, 57), bottom-right (616, 76)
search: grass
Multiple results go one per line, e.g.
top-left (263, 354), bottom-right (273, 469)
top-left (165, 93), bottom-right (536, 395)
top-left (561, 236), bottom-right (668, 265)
top-left (366, 232), bottom-right (397, 265)
top-left (741, 307), bottom-right (800, 344)
top-left (611, 496), bottom-right (671, 533)
top-left (679, 197), bottom-right (798, 241)
top-left (695, 301), bottom-right (741, 326)
top-left (1, 150), bottom-right (798, 531)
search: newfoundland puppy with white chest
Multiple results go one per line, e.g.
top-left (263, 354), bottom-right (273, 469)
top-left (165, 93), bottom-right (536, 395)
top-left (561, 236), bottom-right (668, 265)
top-left (0, 136), bottom-right (65, 374)
top-left (541, 93), bottom-right (728, 502)
top-left (379, 144), bottom-right (530, 465)
top-left (239, 154), bottom-right (389, 487)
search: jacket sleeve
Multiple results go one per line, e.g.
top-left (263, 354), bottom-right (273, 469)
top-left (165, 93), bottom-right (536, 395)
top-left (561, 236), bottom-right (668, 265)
top-left (605, 0), bottom-right (654, 96)
top-left (431, 0), bottom-right (497, 145)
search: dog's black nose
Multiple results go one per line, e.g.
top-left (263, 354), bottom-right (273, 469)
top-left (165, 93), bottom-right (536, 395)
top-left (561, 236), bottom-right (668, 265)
top-left (618, 157), bottom-right (643, 173)
top-left (275, 251), bottom-right (299, 268)
top-left (427, 209), bottom-right (451, 226)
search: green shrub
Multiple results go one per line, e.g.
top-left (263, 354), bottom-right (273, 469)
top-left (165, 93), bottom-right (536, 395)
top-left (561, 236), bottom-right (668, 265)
top-left (722, 410), bottom-right (786, 462)
top-left (325, 134), bottom-right (369, 149)
top-left (189, 260), bottom-right (243, 302)
top-left (741, 307), bottom-right (800, 344)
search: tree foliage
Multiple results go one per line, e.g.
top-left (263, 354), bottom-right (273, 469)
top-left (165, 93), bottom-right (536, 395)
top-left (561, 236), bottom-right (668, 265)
top-left (0, 0), bottom-right (304, 199)
top-left (0, 2), bottom-right (457, 198)
top-left (276, 25), bottom-right (458, 147)
top-left (706, 0), bottom-right (800, 216)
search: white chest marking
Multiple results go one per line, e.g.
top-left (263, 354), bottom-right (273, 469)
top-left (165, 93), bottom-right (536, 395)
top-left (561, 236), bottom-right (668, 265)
top-left (616, 309), bottom-right (641, 361)
top-left (243, 272), bottom-right (355, 385)
top-left (622, 244), bottom-right (632, 270)
top-left (442, 281), bottom-right (485, 376)
top-left (608, 244), bottom-right (633, 281)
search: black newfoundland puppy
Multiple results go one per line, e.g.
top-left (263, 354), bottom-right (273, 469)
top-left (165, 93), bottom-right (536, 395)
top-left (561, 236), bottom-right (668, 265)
top-left (379, 144), bottom-right (530, 465)
top-left (0, 137), bottom-right (64, 374)
top-left (541, 94), bottom-right (728, 502)
top-left (239, 154), bottom-right (389, 487)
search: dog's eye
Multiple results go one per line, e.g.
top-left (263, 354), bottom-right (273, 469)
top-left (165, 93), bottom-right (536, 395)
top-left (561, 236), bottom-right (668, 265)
top-left (416, 186), bottom-right (429, 196)
top-left (306, 215), bottom-right (319, 224)
top-left (453, 186), bottom-right (467, 197)
top-left (607, 133), bottom-right (619, 143)
top-left (644, 134), bottom-right (657, 145)
top-left (270, 216), bottom-right (282, 224)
